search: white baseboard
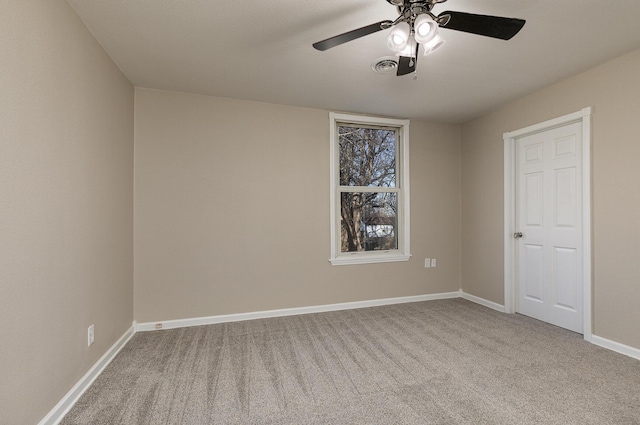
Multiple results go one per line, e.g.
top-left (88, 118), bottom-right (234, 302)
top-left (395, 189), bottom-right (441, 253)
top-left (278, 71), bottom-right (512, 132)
top-left (37, 295), bottom-right (640, 425)
top-left (136, 291), bottom-right (463, 332)
top-left (590, 334), bottom-right (640, 361)
top-left (460, 291), bottom-right (506, 312)
top-left (38, 323), bottom-right (136, 425)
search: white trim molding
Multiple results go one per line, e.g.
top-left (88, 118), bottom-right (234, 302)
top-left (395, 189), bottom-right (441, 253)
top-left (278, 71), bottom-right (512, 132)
top-left (329, 112), bottom-right (411, 266)
top-left (38, 323), bottom-right (136, 425)
top-left (591, 335), bottom-right (640, 361)
top-left (503, 107), bottom-right (592, 340)
top-left (136, 291), bottom-right (462, 331)
top-left (460, 291), bottom-right (506, 313)
top-left (38, 291), bottom-right (640, 425)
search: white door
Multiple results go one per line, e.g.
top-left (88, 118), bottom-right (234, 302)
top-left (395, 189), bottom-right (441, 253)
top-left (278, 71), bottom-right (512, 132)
top-left (515, 121), bottom-right (583, 333)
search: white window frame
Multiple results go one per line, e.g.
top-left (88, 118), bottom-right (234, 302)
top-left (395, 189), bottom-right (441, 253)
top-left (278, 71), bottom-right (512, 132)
top-left (329, 112), bottom-right (411, 266)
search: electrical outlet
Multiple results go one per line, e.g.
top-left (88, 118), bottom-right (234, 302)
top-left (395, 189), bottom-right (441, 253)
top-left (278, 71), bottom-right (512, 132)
top-left (88, 325), bottom-right (95, 347)
top-left (425, 258), bottom-right (431, 268)
top-left (431, 258), bottom-right (437, 267)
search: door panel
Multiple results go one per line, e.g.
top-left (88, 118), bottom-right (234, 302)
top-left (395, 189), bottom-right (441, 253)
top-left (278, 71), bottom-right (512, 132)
top-left (516, 122), bottom-right (583, 333)
top-left (554, 168), bottom-right (577, 227)
top-left (554, 247), bottom-right (577, 310)
top-left (553, 134), bottom-right (577, 158)
top-left (524, 244), bottom-right (543, 301)
top-left (525, 172), bottom-right (543, 226)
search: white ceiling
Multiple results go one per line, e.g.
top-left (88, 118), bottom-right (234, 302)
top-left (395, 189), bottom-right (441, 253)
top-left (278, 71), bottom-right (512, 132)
top-left (67, 0), bottom-right (640, 123)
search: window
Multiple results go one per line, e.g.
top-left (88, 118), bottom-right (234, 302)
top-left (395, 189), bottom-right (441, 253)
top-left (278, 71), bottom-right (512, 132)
top-left (329, 112), bottom-right (410, 265)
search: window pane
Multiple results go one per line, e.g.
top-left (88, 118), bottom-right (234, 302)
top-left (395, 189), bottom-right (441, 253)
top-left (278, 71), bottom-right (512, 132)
top-left (338, 125), bottom-right (396, 187)
top-left (340, 192), bottom-right (398, 252)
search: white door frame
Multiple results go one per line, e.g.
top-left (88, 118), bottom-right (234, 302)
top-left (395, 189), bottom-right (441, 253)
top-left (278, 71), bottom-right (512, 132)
top-left (503, 107), bottom-right (592, 341)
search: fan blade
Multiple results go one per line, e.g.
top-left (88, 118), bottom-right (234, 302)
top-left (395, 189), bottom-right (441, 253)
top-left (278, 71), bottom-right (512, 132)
top-left (396, 43), bottom-right (419, 76)
top-left (313, 20), bottom-right (393, 51)
top-left (437, 11), bottom-right (525, 40)
top-left (396, 56), bottom-right (415, 76)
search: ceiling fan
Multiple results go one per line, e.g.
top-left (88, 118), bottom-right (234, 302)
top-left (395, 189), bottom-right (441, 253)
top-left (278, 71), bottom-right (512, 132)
top-left (312, 0), bottom-right (526, 76)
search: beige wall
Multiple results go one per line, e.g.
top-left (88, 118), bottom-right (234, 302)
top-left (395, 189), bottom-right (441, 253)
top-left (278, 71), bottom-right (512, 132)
top-left (461, 48), bottom-right (640, 349)
top-left (134, 88), bottom-right (461, 322)
top-left (0, 1), bottom-right (134, 423)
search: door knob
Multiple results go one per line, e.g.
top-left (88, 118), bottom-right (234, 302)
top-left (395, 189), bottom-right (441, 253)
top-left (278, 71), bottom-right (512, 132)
top-left (514, 232), bottom-right (523, 239)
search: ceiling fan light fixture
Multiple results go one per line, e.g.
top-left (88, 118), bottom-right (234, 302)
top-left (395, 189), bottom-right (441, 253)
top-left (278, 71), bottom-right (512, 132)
top-left (395, 36), bottom-right (417, 58)
top-left (386, 22), bottom-right (410, 52)
top-left (312, 2), bottom-right (526, 76)
top-left (414, 14), bottom-right (438, 44)
top-left (422, 34), bottom-right (445, 56)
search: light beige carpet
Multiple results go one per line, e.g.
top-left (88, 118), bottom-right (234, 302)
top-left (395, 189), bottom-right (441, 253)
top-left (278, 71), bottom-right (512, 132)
top-left (62, 299), bottom-right (640, 424)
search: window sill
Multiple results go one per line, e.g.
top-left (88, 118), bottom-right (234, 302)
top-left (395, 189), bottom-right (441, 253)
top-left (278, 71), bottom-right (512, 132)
top-left (329, 253), bottom-right (411, 266)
